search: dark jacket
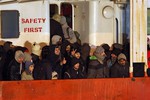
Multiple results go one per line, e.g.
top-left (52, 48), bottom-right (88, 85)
top-left (110, 62), bottom-right (129, 78)
top-left (64, 67), bottom-right (85, 79)
top-left (3, 49), bottom-right (15, 80)
top-left (33, 59), bottom-right (52, 80)
top-left (49, 45), bottom-right (63, 79)
top-left (8, 59), bottom-right (25, 80)
top-left (0, 46), bottom-right (5, 80)
top-left (31, 53), bottom-right (40, 65)
top-left (50, 19), bottom-right (65, 44)
top-left (87, 56), bottom-right (109, 78)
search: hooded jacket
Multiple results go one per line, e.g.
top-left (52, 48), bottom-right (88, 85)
top-left (60, 16), bottom-right (77, 44)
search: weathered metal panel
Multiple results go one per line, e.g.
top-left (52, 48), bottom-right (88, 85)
top-left (0, 78), bottom-right (150, 100)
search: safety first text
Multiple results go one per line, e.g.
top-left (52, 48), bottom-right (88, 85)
top-left (21, 18), bottom-right (46, 32)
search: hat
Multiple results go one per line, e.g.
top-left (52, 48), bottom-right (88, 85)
top-left (52, 71), bottom-right (58, 79)
top-left (101, 43), bottom-right (110, 51)
top-left (60, 16), bottom-right (67, 25)
top-left (25, 61), bottom-right (34, 70)
top-left (24, 52), bottom-right (32, 62)
top-left (52, 14), bottom-right (61, 23)
top-left (3, 41), bottom-right (12, 52)
top-left (94, 46), bottom-right (104, 54)
top-left (118, 53), bottom-right (127, 61)
top-left (32, 43), bottom-right (41, 56)
top-left (111, 49), bottom-right (121, 56)
top-left (51, 35), bottom-right (62, 45)
top-left (71, 57), bottom-right (80, 66)
top-left (15, 50), bottom-right (25, 61)
top-left (113, 43), bottom-right (123, 50)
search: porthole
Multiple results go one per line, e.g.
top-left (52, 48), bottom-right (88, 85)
top-left (102, 6), bottom-right (114, 19)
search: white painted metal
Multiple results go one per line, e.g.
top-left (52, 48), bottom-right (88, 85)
top-left (0, 0), bottom-right (128, 50)
top-left (89, 1), bottom-right (114, 46)
top-left (0, 0), bottom-right (50, 47)
top-left (130, 0), bottom-right (147, 73)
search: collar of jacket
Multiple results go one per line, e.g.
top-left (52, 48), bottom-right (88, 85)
top-left (89, 56), bottom-right (97, 60)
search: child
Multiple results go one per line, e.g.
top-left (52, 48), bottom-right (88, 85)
top-left (21, 61), bottom-right (34, 80)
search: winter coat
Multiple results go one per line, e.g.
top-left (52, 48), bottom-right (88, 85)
top-left (64, 67), bottom-right (85, 79)
top-left (8, 59), bottom-right (25, 80)
top-left (21, 70), bottom-right (34, 80)
top-left (31, 53), bottom-right (40, 65)
top-left (50, 19), bottom-right (65, 44)
top-left (61, 23), bottom-right (77, 44)
top-left (49, 45), bottom-right (63, 79)
top-left (33, 59), bottom-right (52, 80)
top-left (110, 62), bottom-right (129, 78)
top-left (3, 49), bottom-right (15, 80)
top-left (0, 46), bottom-right (5, 80)
top-left (87, 56), bottom-right (109, 78)
top-left (81, 43), bottom-right (90, 72)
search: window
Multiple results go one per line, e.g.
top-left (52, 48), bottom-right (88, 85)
top-left (50, 4), bottom-right (58, 18)
top-left (0, 10), bottom-right (19, 38)
top-left (61, 3), bottom-right (73, 28)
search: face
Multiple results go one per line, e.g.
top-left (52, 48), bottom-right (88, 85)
top-left (55, 47), bottom-right (60, 55)
top-left (10, 44), bottom-right (14, 48)
top-left (118, 59), bottom-right (126, 65)
top-left (29, 65), bottom-right (34, 72)
top-left (74, 52), bottom-right (80, 59)
top-left (111, 54), bottom-right (117, 61)
top-left (74, 63), bottom-right (80, 70)
top-left (100, 51), bottom-right (106, 56)
top-left (17, 57), bottom-right (24, 63)
top-left (66, 45), bottom-right (71, 52)
top-left (57, 38), bottom-right (62, 45)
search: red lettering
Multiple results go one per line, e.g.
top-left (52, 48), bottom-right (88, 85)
top-left (26, 19), bottom-right (30, 23)
top-left (30, 28), bottom-right (34, 32)
top-left (33, 18), bottom-right (37, 23)
top-left (34, 27), bottom-right (38, 32)
top-left (37, 18), bottom-right (41, 23)
top-left (42, 18), bottom-right (46, 23)
top-left (21, 18), bottom-right (46, 23)
top-left (24, 28), bottom-right (28, 32)
top-left (24, 27), bottom-right (43, 32)
top-left (22, 18), bottom-right (26, 24)
top-left (38, 27), bottom-right (42, 32)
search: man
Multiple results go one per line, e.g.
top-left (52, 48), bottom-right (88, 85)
top-left (110, 53), bottom-right (129, 78)
top-left (8, 50), bottom-right (25, 80)
top-left (87, 46), bottom-right (109, 78)
top-left (50, 14), bottom-right (64, 45)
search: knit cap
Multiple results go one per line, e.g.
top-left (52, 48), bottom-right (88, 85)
top-left (113, 43), bottom-right (123, 50)
top-left (15, 50), bottom-right (25, 61)
top-left (94, 46), bottom-right (104, 54)
top-left (118, 53), bottom-right (127, 61)
top-left (101, 43), bottom-right (110, 51)
top-left (71, 57), bottom-right (80, 67)
top-left (111, 49), bottom-right (121, 56)
top-left (51, 35), bottom-right (62, 45)
top-left (25, 61), bottom-right (34, 70)
top-left (24, 52), bottom-right (32, 62)
top-left (60, 16), bottom-right (67, 25)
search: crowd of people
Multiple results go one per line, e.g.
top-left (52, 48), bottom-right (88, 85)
top-left (0, 14), bottom-right (131, 81)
